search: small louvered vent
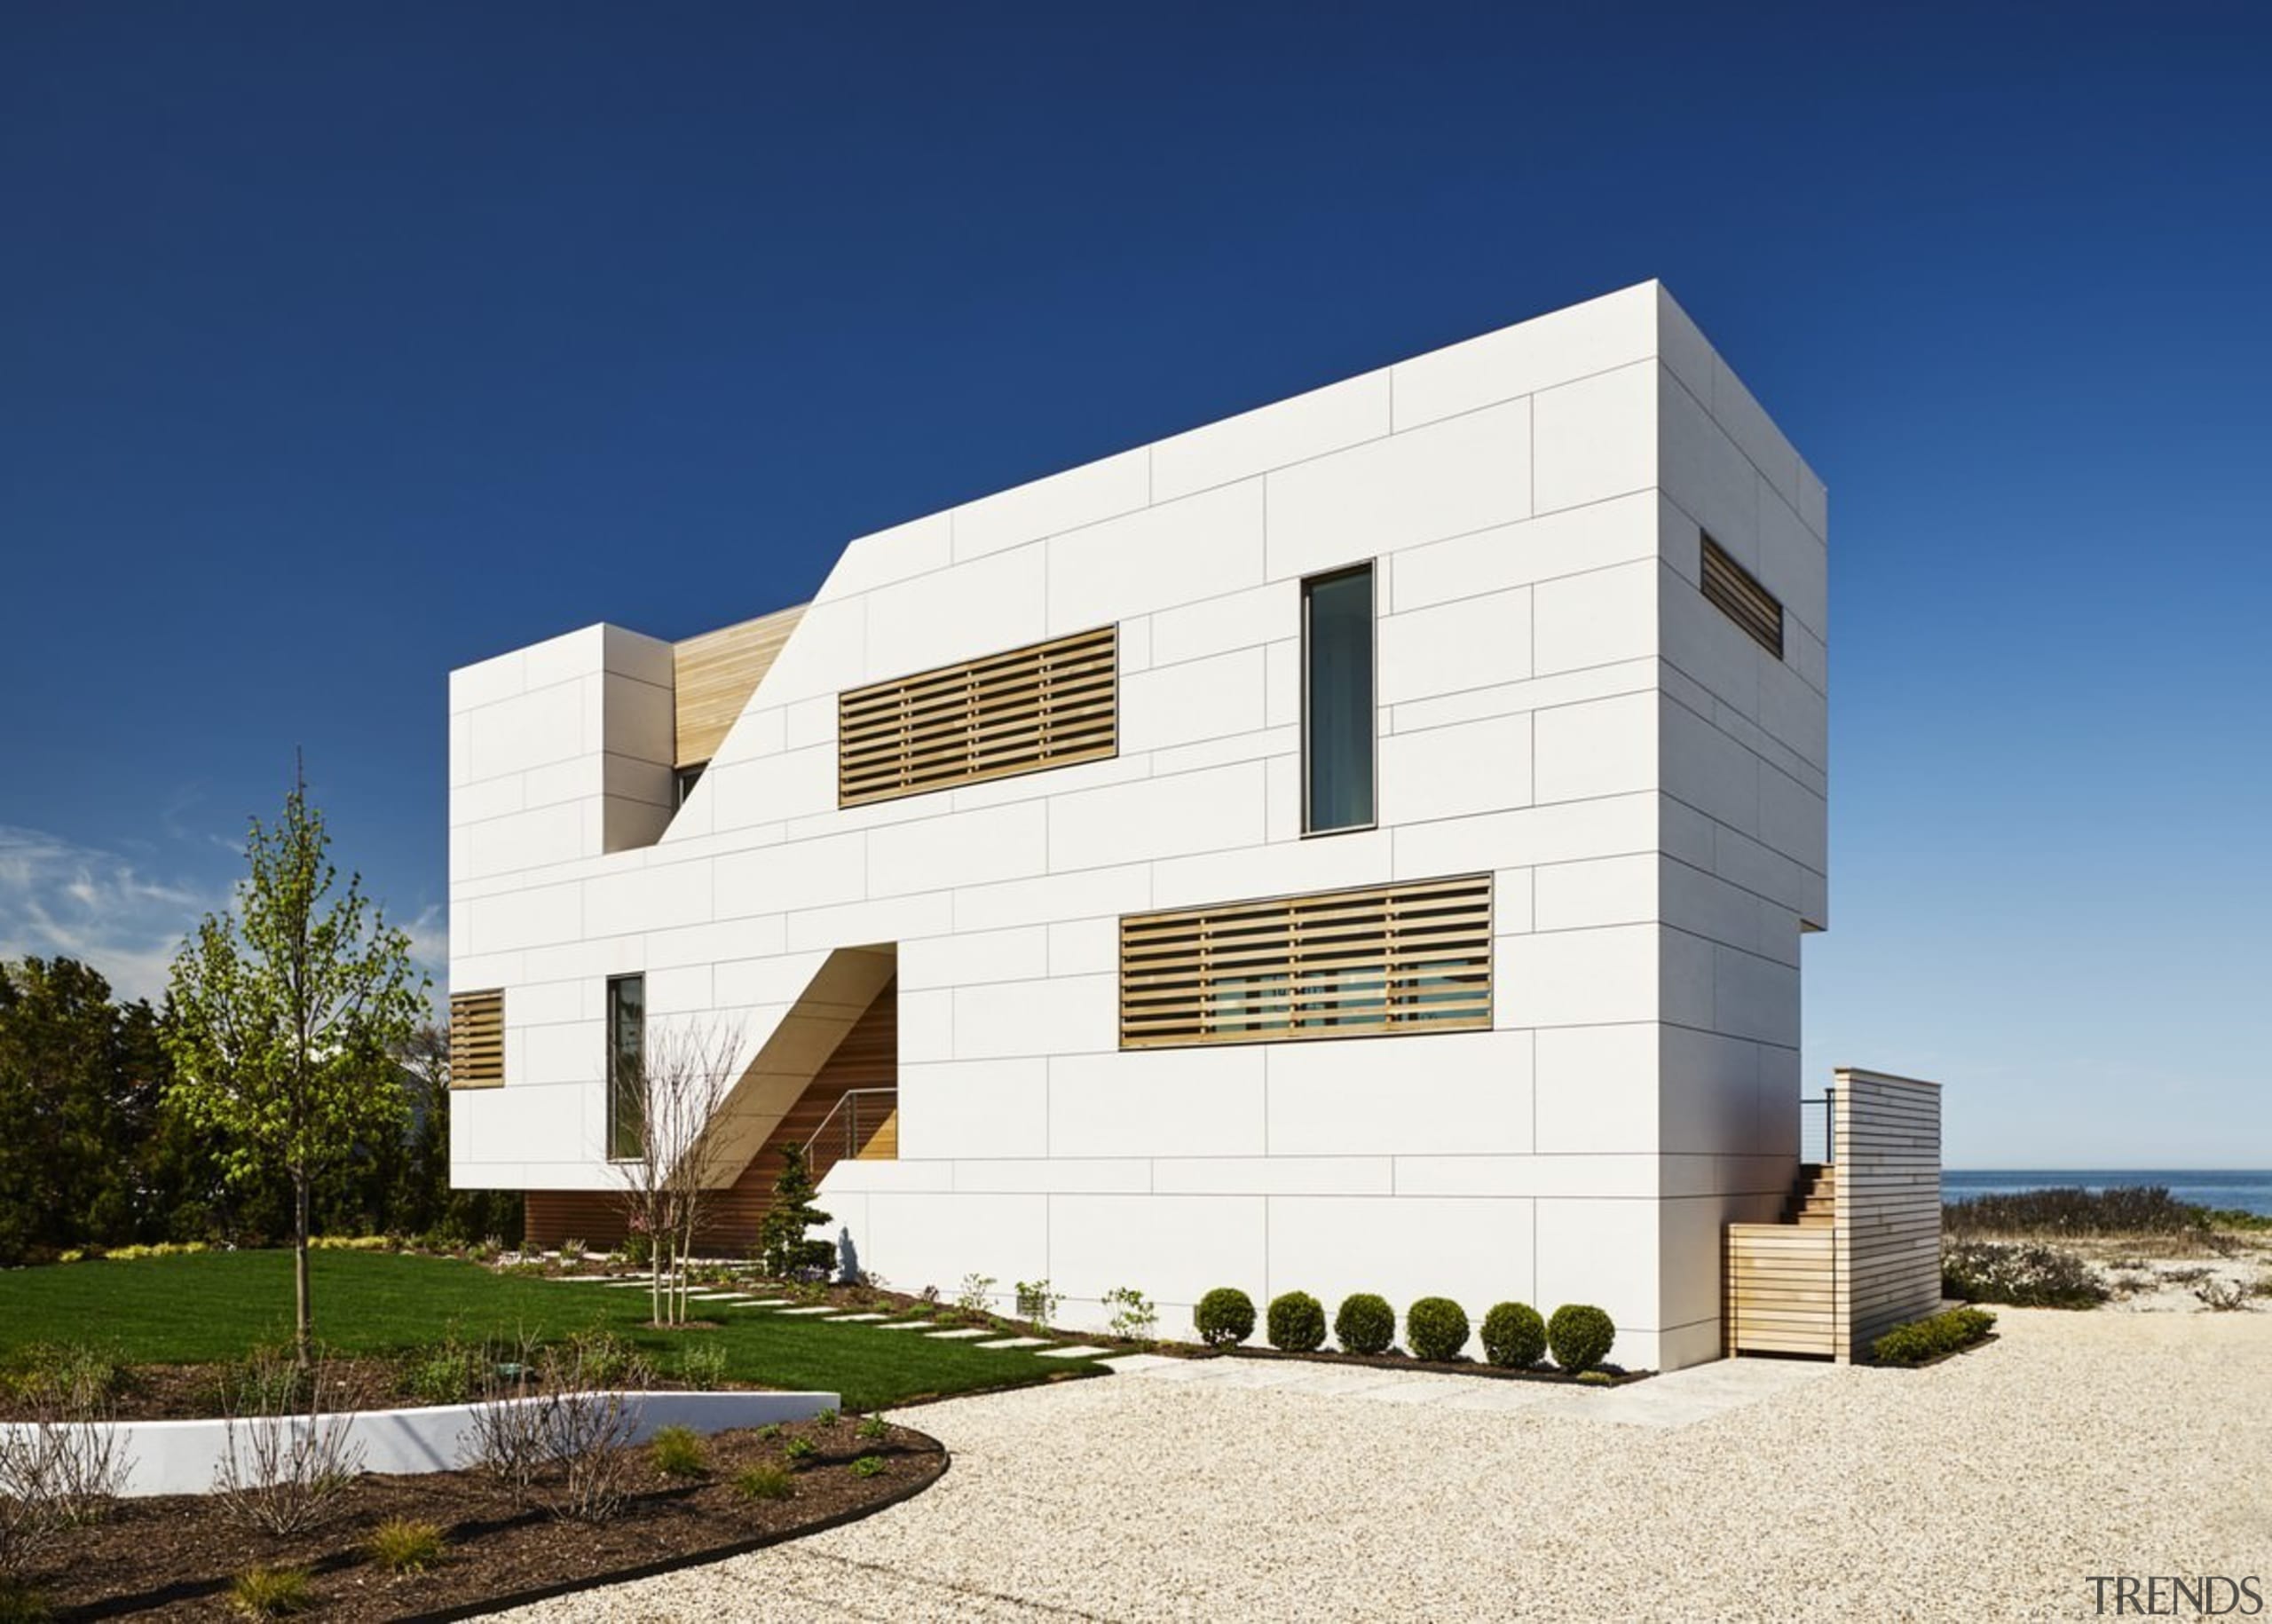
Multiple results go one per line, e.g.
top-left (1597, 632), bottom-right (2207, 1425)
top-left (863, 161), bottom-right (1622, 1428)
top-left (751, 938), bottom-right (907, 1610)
top-left (448, 990), bottom-right (505, 1090)
top-left (1120, 876), bottom-right (1494, 1050)
top-left (839, 626), bottom-right (1117, 806)
top-left (1701, 535), bottom-right (1784, 658)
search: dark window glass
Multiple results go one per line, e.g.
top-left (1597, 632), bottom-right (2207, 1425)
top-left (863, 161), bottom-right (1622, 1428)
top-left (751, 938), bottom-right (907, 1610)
top-left (1304, 565), bottom-right (1376, 833)
top-left (674, 762), bottom-right (706, 808)
top-left (606, 974), bottom-right (645, 1161)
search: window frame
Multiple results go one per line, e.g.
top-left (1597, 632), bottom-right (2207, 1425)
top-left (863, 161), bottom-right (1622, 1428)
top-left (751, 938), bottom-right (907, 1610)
top-left (1299, 561), bottom-right (1379, 839)
top-left (604, 973), bottom-right (646, 1163)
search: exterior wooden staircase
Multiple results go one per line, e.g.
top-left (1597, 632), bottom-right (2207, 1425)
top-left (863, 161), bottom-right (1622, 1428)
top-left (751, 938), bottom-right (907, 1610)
top-left (1786, 1162), bottom-right (1836, 1226)
top-left (1724, 1161), bottom-right (1838, 1357)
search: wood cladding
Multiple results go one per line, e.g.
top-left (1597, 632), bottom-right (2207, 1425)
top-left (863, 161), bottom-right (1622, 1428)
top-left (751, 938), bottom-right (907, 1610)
top-left (523, 980), bottom-right (896, 1253)
top-left (674, 603), bottom-right (809, 768)
top-left (1700, 534), bottom-right (1784, 658)
top-left (448, 990), bottom-right (504, 1090)
top-left (1833, 1069), bottom-right (1943, 1361)
top-left (838, 625), bottom-right (1117, 807)
top-left (1725, 1218), bottom-right (1836, 1357)
top-left (1119, 875), bottom-right (1492, 1050)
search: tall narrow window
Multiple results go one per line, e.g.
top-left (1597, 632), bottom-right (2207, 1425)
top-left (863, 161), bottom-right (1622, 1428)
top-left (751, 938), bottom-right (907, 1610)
top-left (606, 974), bottom-right (645, 1161)
top-left (1303, 564), bottom-right (1376, 833)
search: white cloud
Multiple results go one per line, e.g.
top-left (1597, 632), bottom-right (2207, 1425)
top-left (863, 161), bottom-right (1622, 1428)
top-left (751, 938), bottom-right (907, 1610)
top-left (0, 825), bottom-right (226, 1004)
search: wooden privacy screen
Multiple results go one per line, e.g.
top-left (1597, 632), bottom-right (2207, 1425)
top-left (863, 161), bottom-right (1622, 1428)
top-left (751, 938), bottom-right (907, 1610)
top-left (838, 625), bottom-right (1117, 806)
top-left (674, 603), bottom-right (809, 767)
top-left (1120, 875), bottom-right (1493, 1049)
top-left (1700, 535), bottom-right (1784, 658)
top-left (448, 990), bottom-right (504, 1089)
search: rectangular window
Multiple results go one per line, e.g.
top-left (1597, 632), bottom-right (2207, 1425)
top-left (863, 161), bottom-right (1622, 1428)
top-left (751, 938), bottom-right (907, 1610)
top-left (674, 762), bottom-right (706, 808)
top-left (1700, 534), bottom-right (1784, 658)
top-left (838, 625), bottom-right (1117, 806)
top-left (1303, 565), bottom-right (1375, 833)
top-left (1119, 874), bottom-right (1491, 1049)
top-left (606, 974), bottom-right (645, 1161)
top-left (447, 990), bottom-right (504, 1089)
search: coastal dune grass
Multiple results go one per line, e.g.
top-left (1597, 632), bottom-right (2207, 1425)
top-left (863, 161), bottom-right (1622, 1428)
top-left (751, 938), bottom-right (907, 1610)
top-left (0, 1250), bottom-right (1106, 1411)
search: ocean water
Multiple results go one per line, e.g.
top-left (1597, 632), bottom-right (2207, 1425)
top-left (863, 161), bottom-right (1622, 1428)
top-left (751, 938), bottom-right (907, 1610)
top-left (1943, 1170), bottom-right (2272, 1218)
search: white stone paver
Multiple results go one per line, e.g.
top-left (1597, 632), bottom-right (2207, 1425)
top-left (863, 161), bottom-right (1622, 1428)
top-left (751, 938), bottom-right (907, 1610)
top-left (973, 1336), bottom-right (1049, 1349)
top-left (1035, 1344), bottom-right (1108, 1359)
top-left (924, 1328), bottom-right (992, 1340)
top-left (829, 1313), bottom-right (889, 1322)
top-left (774, 1306), bottom-right (841, 1317)
top-left (493, 1312), bottom-right (2272, 1623)
top-left (873, 1320), bottom-right (933, 1331)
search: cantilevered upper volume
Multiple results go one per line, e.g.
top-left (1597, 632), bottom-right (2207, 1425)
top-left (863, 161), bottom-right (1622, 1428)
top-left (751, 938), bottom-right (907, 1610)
top-left (446, 281), bottom-right (1830, 1371)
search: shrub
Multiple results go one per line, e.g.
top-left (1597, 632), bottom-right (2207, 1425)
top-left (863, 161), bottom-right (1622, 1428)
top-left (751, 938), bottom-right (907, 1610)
top-left (677, 1343), bottom-right (729, 1391)
top-left (735, 1464), bottom-right (795, 1502)
top-left (1014, 1280), bottom-right (1062, 1327)
top-left (367, 1518), bottom-right (446, 1573)
top-left (1104, 1285), bottom-right (1158, 1341)
top-left (857, 1413), bottom-right (889, 1441)
top-left (851, 1455), bottom-right (887, 1478)
top-left (557, 1237), bottom-right (588, 1266)
top-left (1941, 1241), bottom-right (2110, 1309)
top-left (1479, 1302), bottom-right (1547, 1368)
top-left (649, 1425), bottom-right (708, 1478)
top-left (1334, 1293), bottom-right (1395, 1356)
top-left (0, 1579), bottom-right (51, 1623)
top-left (1546, 1305), bottom-right (1616, 1373)
top-left (1944, 1185), bottom-right (2206, 1238)
top-left (229, 1565), bottom-right (312, 1618)
top-left (404, 1336), bottom-right (484, 1407)
top-left (560, 1328), bottom-right (653, 1388)
top-left (1575, 1369), bottom-right (1618, 1386)
top-left (213, 1348), bottom-right (365, 1535)
top-left (783, 1436), bottom-right (818, 1464)
top-left (814, 1407), bottom-right (840, 1428)
top-left (955, 1273), bottom-right (998, 1314)
top-left (1195, 1288), bottom-right (1256, 1347)
top-left (1870, 1305), bottom-right (1997, 1367)
top-left (1404, 1297), bottom-right (1471, 1362)
top-left (2194, 1278), bottom-right (2248, 1313)
top-left (1266, 1291), bottom-right (1327, 1353)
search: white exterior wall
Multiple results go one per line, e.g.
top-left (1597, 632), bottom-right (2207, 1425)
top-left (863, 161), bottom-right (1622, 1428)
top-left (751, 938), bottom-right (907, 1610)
top-left (448, 281), bottom-right (1829, 1371)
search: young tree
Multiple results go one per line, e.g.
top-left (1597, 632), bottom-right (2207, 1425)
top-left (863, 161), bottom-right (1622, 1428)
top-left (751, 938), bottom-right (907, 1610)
top-left (163, 764), bottom-right (423, 1360)
top-left (757, 1142), bottom-right (835, 1282)
top-left (607, 1019), bottom-right (744, 1326)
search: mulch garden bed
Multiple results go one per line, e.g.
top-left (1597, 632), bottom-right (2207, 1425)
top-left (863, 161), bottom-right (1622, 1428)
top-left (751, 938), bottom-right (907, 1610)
top-left (12, 1415), bottom-right (944, 1621)
top-left (1210, 1344), bottom-right (1653, 1384)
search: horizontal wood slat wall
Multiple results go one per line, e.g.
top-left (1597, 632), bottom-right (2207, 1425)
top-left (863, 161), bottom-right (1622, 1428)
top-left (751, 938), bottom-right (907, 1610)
top-left (1726, 1221), bottom-right (1835, 1356)
top-left (448, 991), bottom-right (504, 1090)
top-left (1120, 875), bottom-right (1492, 1050)
top-left (838, 625), bottom-right (1117, 806)
top-left (1701, 535), bottom-right (1784, 658)
top-left (674, 603), bottom-right (809, 768)
top-left (524, 981), bottom-right (896, 1253)
top-left (1834, 1070), bottom-right (1944, 1361)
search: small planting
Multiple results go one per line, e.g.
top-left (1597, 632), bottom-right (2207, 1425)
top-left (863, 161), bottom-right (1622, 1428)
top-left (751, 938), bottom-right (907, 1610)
top-left (851, 1455), bottom-right (887, 1478)
top-left (735, 1463), bottom-right (795, 1502)
top-left (403, 1335), bottom-right (484, 1406)
top-left (857, 1413), bottom-right (889, 1441)
top-left (1574, 1369), bottom-right (1618, 1387)
top-left (367, 1518), bottom-right (446, 1573)
top-left (1014, 1280), bottom-right (1062, 1327)
top-left (1480, 1302), bottom-right (1548, 1368)
top-left (229, 1565), bottom-right (312, 1619)
top-left (1404, 1297), bottom-right (1470, 1362)
top-left (1942, 1241), bottom-right (2109, 1309)
top-left (649, 1424), bottom-right (708, 1478)
top-left (1104, 1285), bottom-right (1158, 1341)
top-left (955, 1273), bottom-right (998, 1313)
top-left (2194, 1278), bottom-right (2249, 1312)
top-left (1195, 1287), bottom-right (1257, 1346)
top-left (677, 1342), bottom-right (729, 1391)
top-left (556, 1237), bottom-right (588, 1266)
top-left (1334, 1293), bottom-right (1395, 1356)
top-left (0, 1580), bottom-right (51, 1623)
top-left (1266, 1291), bottom-right (1327, 1353)
top-left (1870, 1305), bottom-right (1997, 1366)
top-left (1546, 1305), bottom-right (1616, 1374)
top-left (814, 1407), bottom-right (840, 1428)
top-left (783, 1436), bottom-right (818, 1465)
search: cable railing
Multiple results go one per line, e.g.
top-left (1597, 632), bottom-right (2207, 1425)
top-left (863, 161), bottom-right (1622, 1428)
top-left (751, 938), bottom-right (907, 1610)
top-left (1801, 1088), bottom-right (1837, 1166)
top-left (802, 1086), bottom-right (898, 1178)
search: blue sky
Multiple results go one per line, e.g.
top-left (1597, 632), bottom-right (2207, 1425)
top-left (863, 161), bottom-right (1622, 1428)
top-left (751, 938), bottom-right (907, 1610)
top-left (4, 4), bottom-right (2267, 1165)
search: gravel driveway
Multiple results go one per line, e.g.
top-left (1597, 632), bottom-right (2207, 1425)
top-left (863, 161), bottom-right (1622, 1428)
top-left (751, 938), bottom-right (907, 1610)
top-left (494, 1310), bottom-right (2272, 1621)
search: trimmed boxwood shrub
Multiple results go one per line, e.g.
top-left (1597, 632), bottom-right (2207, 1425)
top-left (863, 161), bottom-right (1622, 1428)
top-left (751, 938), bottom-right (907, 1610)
top-left (1479, 1301), bottom-right (1548, 1368)
top-left (1871, 1305), bottom-right (1996, 1367)
top-left (1266, 1290), bottom-right (1327, 1352)
top-left (1334, 1292), bottom-right (1395, 1355)
top-left (1405, 1297), bottom-right (1471, 1362)
top-left (1546, 1304), bottom-right (1616, 1373)
top-left (1195, 1287), bottom-right (1257, 1347)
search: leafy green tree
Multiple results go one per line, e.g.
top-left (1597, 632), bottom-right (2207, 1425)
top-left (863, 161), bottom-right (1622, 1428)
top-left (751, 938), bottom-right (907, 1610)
top-left (756, 1141), bottom-right (835, 1281)
top-left (0, 957), bottom-right (146, 1263)
top-left (163, 766), bottom-right (424, 1359)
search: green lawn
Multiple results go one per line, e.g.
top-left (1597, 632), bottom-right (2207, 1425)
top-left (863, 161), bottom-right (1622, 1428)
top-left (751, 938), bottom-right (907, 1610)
top-left (0, 1250), bottom-right (1101, 1411)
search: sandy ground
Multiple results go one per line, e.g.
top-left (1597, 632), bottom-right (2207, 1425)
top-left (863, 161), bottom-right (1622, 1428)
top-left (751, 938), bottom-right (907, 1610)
top-left (492, 1309), bottom-right (2272, 1622)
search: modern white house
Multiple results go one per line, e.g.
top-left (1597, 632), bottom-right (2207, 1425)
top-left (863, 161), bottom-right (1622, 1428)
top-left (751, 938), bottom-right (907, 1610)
top-left (446, 280), bottom-right (1851, 1372)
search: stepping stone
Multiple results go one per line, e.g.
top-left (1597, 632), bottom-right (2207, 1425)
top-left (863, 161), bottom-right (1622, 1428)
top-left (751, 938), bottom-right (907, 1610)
top-left (738, 1298), bottom-right (793, 1307)
top-left (874, 1320), bottom-right (932, 1332)
top-left (776, 1305), bottom-right (841, 1317)
top-left (1094, 1353), bottom-right (1182, 1374)
top-left (925, 1328), bottom-right (992, 1340)
top-left (830, 1313), bottom-right (888, 1322)
top-left (1037, 1345), bottom-right (1109, 1360)
top-left (974, 1336), bottom-right (1048, 1349)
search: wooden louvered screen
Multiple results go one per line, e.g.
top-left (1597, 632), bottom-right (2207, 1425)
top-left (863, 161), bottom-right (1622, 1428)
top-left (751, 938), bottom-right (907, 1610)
top-left (675, 603), bottom-right (809, 768)
top-left (838, 625), bottom-right (1117, 806)
top-left (1700, 535), bottom-right (1783, 658)
top-left (1120, 875), bottom-right (1493, 1050)
top-left (448, 990), bottom-right (505, 1090)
